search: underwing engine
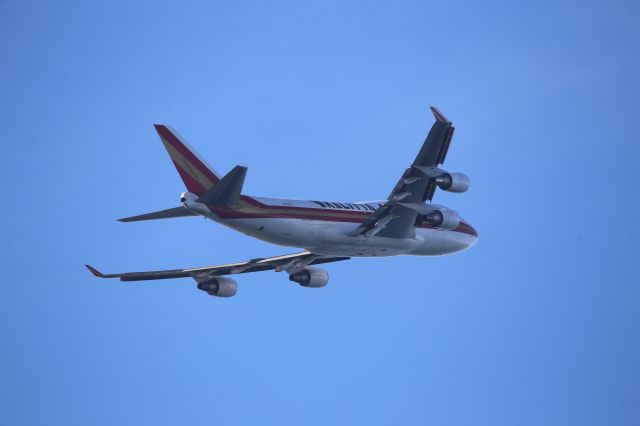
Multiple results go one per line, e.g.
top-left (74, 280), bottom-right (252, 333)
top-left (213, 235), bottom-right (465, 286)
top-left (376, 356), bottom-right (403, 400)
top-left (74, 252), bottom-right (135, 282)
top-left (197, 277), bottom-right (238, 297)
top-left (435, 172), bottom-right (470, 193)
top-left (424, 208), bottom-right (461, 230)
top-left (289, 267), bottom-right (329, 288)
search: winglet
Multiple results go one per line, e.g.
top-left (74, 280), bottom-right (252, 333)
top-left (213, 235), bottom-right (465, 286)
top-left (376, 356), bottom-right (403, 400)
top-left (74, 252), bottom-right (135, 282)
top-left (430, 106), bottom-right (449, 123)
top-left (85, 264), bottom-right (105, 277)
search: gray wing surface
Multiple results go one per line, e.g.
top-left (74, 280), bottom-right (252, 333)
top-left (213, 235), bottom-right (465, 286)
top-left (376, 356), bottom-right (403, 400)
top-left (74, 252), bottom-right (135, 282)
top-left (85, 252), bottom-right (350, 282)
top-left (118, 206), bottom-right (198, 222)
top-left (352, 106), bottom-right (455, 239)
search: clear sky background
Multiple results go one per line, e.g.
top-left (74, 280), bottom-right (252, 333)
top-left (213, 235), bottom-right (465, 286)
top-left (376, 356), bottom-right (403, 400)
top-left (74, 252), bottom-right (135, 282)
top-left (1, 1), bottom-right (639, 425)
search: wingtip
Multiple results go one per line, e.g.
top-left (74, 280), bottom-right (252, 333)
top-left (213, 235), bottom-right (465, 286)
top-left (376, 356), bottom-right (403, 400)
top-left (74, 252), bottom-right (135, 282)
top-left (430, 106), bottom-right (450, 123)
top-left (85, 264), bottom-right (105, 277)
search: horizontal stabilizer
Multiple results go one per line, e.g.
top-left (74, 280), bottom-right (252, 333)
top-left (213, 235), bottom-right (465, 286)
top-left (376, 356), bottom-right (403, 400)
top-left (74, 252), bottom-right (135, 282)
top-left (197, 165), bottom-right (247, 206)
top-left (118, 206), bottom-right (198, 222)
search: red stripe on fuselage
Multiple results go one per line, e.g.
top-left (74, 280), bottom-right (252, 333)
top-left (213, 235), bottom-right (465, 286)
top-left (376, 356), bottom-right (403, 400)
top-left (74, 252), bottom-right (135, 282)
top-left (239, 195), bottom-right (378, 216)
top-left (210, 197), bottom-right (477, 237)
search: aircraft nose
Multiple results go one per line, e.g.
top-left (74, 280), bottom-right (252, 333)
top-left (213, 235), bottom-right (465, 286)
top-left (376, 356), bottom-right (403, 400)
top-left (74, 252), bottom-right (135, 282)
top-left (468, 223), bottom-right (478, 239)
top-left (459, 221), bottom-right (479, 251)
top-left (459, 221), bottom-right (478, 238)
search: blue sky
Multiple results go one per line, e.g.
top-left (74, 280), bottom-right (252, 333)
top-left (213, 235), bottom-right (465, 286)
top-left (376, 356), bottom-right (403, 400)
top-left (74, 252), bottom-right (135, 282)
top-left (1, 0), bottom-right (639, 425)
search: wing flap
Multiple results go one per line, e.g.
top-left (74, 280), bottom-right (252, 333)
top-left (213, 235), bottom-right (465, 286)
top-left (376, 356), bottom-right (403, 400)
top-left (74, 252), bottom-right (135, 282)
top-left (436, 126), bottom-right (455, 165)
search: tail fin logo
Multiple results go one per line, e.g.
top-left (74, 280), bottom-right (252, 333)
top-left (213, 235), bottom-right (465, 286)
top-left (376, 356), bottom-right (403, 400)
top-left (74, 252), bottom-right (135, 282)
top-left (154, 125), bottom-right (221, 195)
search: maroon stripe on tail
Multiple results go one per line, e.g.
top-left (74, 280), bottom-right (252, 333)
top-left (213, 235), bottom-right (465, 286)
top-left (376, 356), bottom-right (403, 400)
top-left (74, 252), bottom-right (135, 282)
top-left (174, 161), bottom-right (207, 195)
top-left (154, 125), bottom-right (219, 185)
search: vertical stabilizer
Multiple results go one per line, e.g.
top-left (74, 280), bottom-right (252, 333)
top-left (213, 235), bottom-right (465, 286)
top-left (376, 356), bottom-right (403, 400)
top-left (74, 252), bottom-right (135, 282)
top-left (154, 125), bottom-right (221, 196)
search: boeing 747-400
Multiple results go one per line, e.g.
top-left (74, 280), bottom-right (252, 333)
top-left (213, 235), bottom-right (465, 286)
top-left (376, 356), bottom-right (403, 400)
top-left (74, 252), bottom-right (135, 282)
top-left (86, 106), bottom-right (477, 297)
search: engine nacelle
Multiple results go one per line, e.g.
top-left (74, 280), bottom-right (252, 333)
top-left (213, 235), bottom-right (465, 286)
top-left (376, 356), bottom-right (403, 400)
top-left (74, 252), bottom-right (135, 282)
top-left (289, 267), bottom-right (329, 288)
top-left (435, 172), bottom-right (470, 193)
top-left (425, 208), bottom-right (461, 230)
top-left (197, 277), bottom-right (238, 297)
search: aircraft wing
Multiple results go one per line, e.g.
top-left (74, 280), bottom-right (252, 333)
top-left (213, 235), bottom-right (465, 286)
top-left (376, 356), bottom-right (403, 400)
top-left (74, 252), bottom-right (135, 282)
top-left (352, 106), bottom-right (456, 238)
top-left (85, 252), bottom-right (350, 282)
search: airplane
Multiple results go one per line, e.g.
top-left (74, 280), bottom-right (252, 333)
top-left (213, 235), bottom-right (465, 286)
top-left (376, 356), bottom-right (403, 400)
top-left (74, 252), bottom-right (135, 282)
top-left (85, 106), bottom-right (478, 297)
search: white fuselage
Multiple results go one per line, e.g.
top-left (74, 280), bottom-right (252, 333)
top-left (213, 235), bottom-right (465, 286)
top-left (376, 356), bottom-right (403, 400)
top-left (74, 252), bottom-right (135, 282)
top-left (186, 194), bottom-right (478, 258)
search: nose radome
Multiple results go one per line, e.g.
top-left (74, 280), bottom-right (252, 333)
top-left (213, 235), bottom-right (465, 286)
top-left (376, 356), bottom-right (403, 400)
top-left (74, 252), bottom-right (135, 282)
top-left (459, 222), bottom-right (478, 251)
top-left (468, 223), bottom-right (478, 238)
top-left (458, 220), bottom-right (478, 238)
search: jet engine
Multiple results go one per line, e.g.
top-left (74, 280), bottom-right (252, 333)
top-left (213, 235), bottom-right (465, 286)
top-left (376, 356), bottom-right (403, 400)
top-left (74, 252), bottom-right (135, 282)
top-left (435, 172), bottom-right (470, 193)
top-left (289, 267), bottom-right (329, 288)
top-left (197, 277), bottom-right (238, 297)
top-left (424, 208), bottom-right (461, 230)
